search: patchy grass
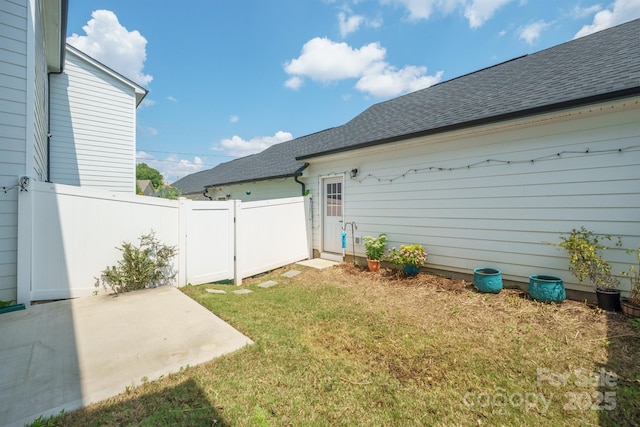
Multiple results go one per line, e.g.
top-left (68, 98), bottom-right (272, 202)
top-left (47, 264), bottom-right (639, 426)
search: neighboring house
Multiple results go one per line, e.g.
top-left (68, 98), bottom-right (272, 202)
top-left (178, 19), bottom-right (640, 294)
top-left (137, 179), bottom-right (156, 196)
top-left (0, 0), bottom-right (146, 303)
top-left (49, 44), bottom-right (147, 192)
top-left (172, 129), bottom-right (334, 201)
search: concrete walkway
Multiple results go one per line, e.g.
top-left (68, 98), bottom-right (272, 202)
top-left (0, 286), bottom-right (253, 427)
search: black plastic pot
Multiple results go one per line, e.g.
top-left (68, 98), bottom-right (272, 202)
top-left (596, 288), bottom-right (621, 312)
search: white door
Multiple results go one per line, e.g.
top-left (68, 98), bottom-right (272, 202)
top-left (322, 176), bottom-right (344, 259)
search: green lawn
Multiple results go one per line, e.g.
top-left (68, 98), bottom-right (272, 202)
top-left (45, 264), bottom-right (640, 426)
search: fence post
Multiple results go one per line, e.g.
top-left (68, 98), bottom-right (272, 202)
top-left (233, 200), bottom-right (242, 286)
top-left (177, 198), bottom-right (189, 287)
top-left (16, 176), bottom-right (33, 305)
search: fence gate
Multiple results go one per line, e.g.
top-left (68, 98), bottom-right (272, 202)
top-left (184, 201), bottom-right (235, 285)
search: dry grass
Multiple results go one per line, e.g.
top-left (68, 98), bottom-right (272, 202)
top-left (48, 263), bottom-right (640, 426)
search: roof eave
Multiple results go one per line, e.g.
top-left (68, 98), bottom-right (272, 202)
top-left (65, 44), bottom-right (149, 106)
top-left (203, 172), bottom-right (302, 189)
top-left (44, 0), bottom-right (68, 73)
top-left (297, 87), bottom-right (640, 161)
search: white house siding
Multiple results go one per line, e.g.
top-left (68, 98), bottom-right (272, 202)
top-left (0, 0), bottom-right (28, 302)
top-left (306, 98), bottom-right (640, 294)
top-left (49, 49), bottom-right (136, 193)
top-left (31, 0), bottom-right (47, 181)
top-left (205, 177), bottom-right (302, 202)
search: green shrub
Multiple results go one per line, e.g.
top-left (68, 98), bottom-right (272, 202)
top-left (555, 226), bottom-right (621, 291)
top-left (99, 231), bottom-right (178, 294)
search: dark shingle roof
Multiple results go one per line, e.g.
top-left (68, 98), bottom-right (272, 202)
top-left (172, 129), bottom-right (334, 193)
top-left (174, 19), bottom-right (640, 193)
top-left (298, 18), bottom-right (640, 159)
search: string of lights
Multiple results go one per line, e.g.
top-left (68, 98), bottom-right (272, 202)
top-left (345, 144), bottom-right (640, 184)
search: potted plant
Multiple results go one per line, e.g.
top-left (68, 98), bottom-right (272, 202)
top-left (363, 234), bottom-right (387, 272)
top-left (386, 243), bottom-right (428, 275)
top-left (555, 226), bottom-right (621, 311)
top-left (621, 248), bottom-right (640, 317)
top-left (473, 268), bottom-right (503, 293)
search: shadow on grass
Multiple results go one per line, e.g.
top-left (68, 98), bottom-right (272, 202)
top-left (55, 378), bottom-right (228, 427)
top-left (599, 313), bottom-right (640, 426)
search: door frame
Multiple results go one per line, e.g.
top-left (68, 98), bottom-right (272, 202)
top-left (319, 174), bottom-right (345, 262)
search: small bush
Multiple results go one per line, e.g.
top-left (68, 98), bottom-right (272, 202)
top-left (99, 231), bottom-right (177, 294)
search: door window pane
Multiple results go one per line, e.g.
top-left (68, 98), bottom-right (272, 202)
top-left (326, 182), bottom-right (342, 217)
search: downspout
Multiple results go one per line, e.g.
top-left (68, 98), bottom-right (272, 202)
top-left (47, 0), bottom-right (69, 182)
top-left (294, 163), bottom-right (309, 196)
top-left (46, 71), bottom-right (62, 182)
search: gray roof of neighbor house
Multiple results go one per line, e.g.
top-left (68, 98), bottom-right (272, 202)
top-left (172, 128), bottom-right (334, 193)
top-left (173, 18), bottom-right (640, 194)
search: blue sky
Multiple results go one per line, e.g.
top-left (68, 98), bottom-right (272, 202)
top-left (65, 0), bottom-right (640, 183)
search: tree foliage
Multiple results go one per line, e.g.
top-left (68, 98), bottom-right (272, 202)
top-left (136, 163), bottom-right (163, 190)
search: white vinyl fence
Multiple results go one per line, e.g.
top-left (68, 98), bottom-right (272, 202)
top-left (17, 181), bottom-right (309, 303)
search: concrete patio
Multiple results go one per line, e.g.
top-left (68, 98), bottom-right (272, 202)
top-left (0, 286), bottom-right (253, 427)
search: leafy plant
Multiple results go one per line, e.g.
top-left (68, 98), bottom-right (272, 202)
top-left (554, 226), bottom-right (621, 291)
top-left (386, 243), bottom-right (429, 268)
top-left (363, 234), bottom-right (387, 261)
top-left (156, 184), bottom-right (183, 200)
top-left (98, 231), bottom-right (178, 294)
top-left (622, 248), bottom-right (640, 305)
top-left (0, 299), bottom-right (15, 308)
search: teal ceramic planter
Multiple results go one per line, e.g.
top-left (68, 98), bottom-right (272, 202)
top-left (473, 268), bottom-right (502, 293)
top-left (403, 265), bottom-right (420, 275)
top-left (0, 303), bottom-right (25, 315)
top-left (529, 275), bottom-right (566, 303)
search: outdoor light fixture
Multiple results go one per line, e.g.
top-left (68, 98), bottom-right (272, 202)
top-left (246, 190), bottom-right (252, 195)
top-left (350, 168), bottom-right (358, 178)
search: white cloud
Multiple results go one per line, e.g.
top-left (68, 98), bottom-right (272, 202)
top-left (137, 125), bottom-right (158, 136)
top-left (356, 65), bottom-right (443, 97)
top-left (214, 131), bottom-right (294, 158)
top-left (465, 0), bottom-right (513, 28)
top-left (284, 38), bottom-right (386, 82)
top-left (337, 11), bottom-right (382, 37)
top-left (339, 12), bottom-right (365, 37)
top-left (284, 37), bottom-right (442, 97)
top-left (140, 99), bottom-right (155, 107)
top-left (382, 0), bottom-right (511, 27)
top-left (136, 152), bottom-right (206, 183)
top-left (381, 0), bottom-right (439, 20)
top-left (519, 20), bottom-right (551, 44)
top-left (571, 4), bottom-right (602, 19)
top-left (574, 0), bottom-right (640, 38)
top-left (166, 96), bottom-right (177, 102)
top-left (230, 115), bottom-right (239, 123)
top-left (284, 76), bottom-right (304, 90)
top-left (67, 10), bottom-right (152, 86)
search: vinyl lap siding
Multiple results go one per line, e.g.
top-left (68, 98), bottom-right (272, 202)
top-left (205, 178), bottom-right (301, 202)
top-left (49, 50), bottom-right (136, 193)
top-left (307, 100), bottom-right (640, 293)
top-left (32, 0), bottom-right (47, 180)
top-left (0, 0), bottom-right (27, 301)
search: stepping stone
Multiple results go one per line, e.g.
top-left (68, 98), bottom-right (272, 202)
top-left (205, 289), bottom-right (227, 294)
top-left (282, 270), bottom-right (301, 278)
top-left (258, 280), bottom-right (278, 288)
top-left (233, 289), bottom-right (253, 295)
